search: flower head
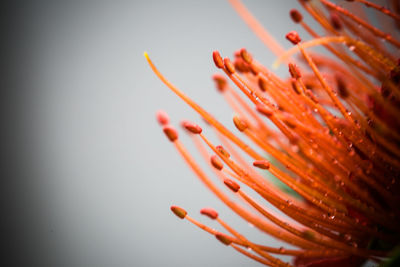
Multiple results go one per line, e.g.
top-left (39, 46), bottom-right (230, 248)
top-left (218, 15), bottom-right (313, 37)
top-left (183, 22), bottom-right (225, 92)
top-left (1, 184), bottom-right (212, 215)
top-left (146, 0), bottom-right (400, 266)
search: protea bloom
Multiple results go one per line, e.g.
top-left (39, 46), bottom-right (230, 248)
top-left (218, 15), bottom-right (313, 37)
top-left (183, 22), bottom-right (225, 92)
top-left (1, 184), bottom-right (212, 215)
top-left (145, 0), bottom-right (400, 266)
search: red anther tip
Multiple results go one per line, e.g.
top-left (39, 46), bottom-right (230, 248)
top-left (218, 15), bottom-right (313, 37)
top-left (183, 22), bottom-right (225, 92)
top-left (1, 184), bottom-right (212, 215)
top-left (253, 160), bottom-right (270, 170)
top-left (181, 120), bottom-right (202, 134)
top-left (305, 89), bottom-right (319, 104)
top-left (223, 57), bottom-right (236, 74)
top-left (283, 116), bottom-right (297, 129)
top-left (216, 145), bottom-right (230, 158)
top-left (330, 12), bottom-right (342, 30)
top-left (233, 116), bottom-right (248, 132)
top-left (240, 48), bottom-right (252, 64)
top-left (288, 63), bottom-right (301, 79)
top-left (249, 63), bottom-right (259, 75)
top-left (256, 104), bottom-right (273, 117)
top-left (156, 110), bottom-right (169, 125)
top-left (258, 76), bottom-right (268, 92)
top-left (336, 76), bottom-right (349, 98)
top-left (170, 205), bottom-right (187, 219)
top-left (213, 51), bottom-right (224, 69)
top-left (163, 125), bottom-right (178, 142)
top-left (286, 31), bottom-right (301, 45)
top-left (215, 232), bottom-right (232, 246)
top-left (290, 9), bottom-right (303, 23)
top-left (290, 78), bottom-right (301, 94)
top-left (210, 155), bottom-right (224, 170)
top-left (212, 73), bottom-right (228, 92)
top-left (200, 208), bottom-right (219, 219)
top-left (224, 179), bottom-right (240, 192)
top-left (234, 58), bottom-right (250, 73)
top-left (302, 230), bottom-right (315, 240)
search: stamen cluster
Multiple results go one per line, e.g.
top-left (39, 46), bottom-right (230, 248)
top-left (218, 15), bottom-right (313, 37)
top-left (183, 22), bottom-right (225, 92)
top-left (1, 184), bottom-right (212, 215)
top-left (146, 0), bottom-right (400, 266)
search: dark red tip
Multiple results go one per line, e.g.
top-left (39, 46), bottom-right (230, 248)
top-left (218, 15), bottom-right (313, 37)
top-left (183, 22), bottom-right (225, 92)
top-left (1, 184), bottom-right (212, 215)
top-left (305, 89), bottom-right (319, 103)
top-left (249, 63), bottom-right (259, 75)
top-left (253, 160), bottom-right (270, 170)
top-left (215, 232), bottom-right (232, 246)
top-left (256, 104), bottom-right (273, 117)
top-left (224, 179), bottom-right (240, 192)
top-left (290, 9), bottom-right (303, 23)
top-left (288, 63), bottom-right (301, 79)
top-left (283, 116), bottom-right (297, 129)
top-left (233, 116), bottom-right (248, 132)
top-left (216, 145), bottom-right (230, 158)
top-left (290, 78), bottom-right (301, 94)
top-left (212, 73), bottom-right (228, 92)
top-left (163, 125), bottom-right (178, 142)
top-left (181, 120), bottom-right (202, 134)
top-left (330, 12), bottom-right (342, 30)
top-left (240, 48), bottom-right (252, 64)
top-left (200, 208), bottom-right (219, 219)
top-left (170, 205), bottom-right (187, 219)
top-left (258, 76), bottom-right (268, 92)
top-left (286, 31), bottom-right (301, 45)
top-left (213, 51), bottom-right (224, 69)
top-left (336, 76), bottom-right (349, 98)
top-left (234, 58), bottom-right (250, 73)
top-left (156, 110), bottom-right (169, 125)
top-left (224, 57), bottom-right (236, 74)
top-left (210, 155), bottom-right (224, 170)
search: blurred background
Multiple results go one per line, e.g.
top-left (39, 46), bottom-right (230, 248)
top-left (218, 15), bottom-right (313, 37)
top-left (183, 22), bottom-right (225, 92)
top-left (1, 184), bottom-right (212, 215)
top-left (3, 1), bottom-right (318, 266)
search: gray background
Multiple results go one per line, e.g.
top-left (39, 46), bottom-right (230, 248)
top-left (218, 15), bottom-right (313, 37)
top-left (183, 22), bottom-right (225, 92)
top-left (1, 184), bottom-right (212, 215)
top-left (3, 0), bottom-right (327, 266)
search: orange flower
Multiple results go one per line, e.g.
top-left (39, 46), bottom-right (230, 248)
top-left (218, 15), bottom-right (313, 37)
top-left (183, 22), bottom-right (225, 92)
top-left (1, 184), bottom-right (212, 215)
top-left (146, 0), bottom-right (400, 266)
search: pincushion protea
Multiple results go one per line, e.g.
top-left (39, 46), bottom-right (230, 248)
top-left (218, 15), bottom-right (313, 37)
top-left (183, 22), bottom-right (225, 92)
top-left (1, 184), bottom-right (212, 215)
top-left (146, 0), bottom-right (400, 266)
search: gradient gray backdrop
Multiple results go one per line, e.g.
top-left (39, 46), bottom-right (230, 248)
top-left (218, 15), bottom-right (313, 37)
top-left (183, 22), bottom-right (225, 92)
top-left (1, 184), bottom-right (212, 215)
top-left (3, 1), bottom-right (316, 266)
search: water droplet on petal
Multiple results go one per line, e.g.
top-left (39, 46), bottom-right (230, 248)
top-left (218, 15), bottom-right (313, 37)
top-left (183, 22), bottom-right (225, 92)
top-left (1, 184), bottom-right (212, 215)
top-left (291, 144), bottom-right (299, 153)
top-left (344, 234), bottom-right (352, 241)
top-left (348, 143), bottom-right (353, 148)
